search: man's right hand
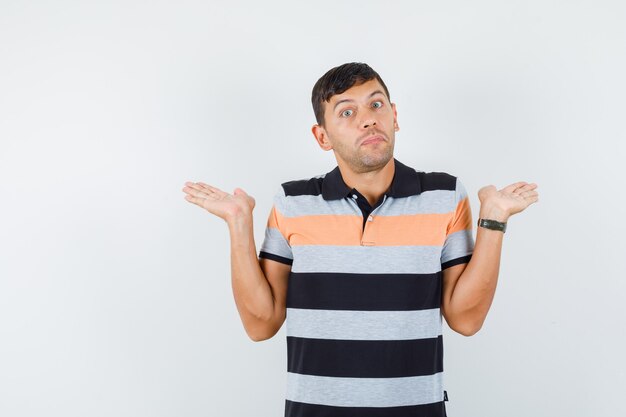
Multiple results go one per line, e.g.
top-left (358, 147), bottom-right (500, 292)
top-left (182, 181), bottom-right (255, 224)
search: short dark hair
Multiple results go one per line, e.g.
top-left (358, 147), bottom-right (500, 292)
top-left (311, 62), bottom-right (391, 128)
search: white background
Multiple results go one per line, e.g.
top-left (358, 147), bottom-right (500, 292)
top-left (1, 1), bottom-right (624, 416)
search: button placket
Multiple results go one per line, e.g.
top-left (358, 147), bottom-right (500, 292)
top-left (361, 194), bottom-right (386, 246)
top-left (347, 195), bottom-right (366, 244)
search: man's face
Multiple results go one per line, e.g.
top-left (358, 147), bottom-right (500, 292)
top-left (312, 78), bottom-right (399, 173)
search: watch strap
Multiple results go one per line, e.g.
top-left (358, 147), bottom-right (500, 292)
top-left (478, 218), bottom-right (507, 233)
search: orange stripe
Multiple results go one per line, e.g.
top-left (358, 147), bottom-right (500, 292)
top-left (267, 206), bottom-right (279, 229)
top-left (288, 214), bottom-right (362, 246)
top-left (278, 212), bottom-right (456, 246)
top-left (374, 213), bottom-right (451, 245)
top-left (269, 197), bottom-right (472, 247)
top-left (447, 197), bottom-right (473, 235)
top-left (267, 206), bottom-right (290, 241)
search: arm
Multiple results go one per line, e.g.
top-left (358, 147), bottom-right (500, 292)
top-left (182, 182), bottom-right (289, 342)
top-left (229, 215), bottom-right (290, 341)
top-left (442, 181), bottom-right (539, 336)
top-left (441, 204), bottom-right (506, 336)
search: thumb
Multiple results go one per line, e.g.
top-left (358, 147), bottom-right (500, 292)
top-left (233, 187), bottom-right (246, 196)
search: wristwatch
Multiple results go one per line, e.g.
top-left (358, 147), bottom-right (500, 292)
top-left (478, 218), bottom-right (507, 233)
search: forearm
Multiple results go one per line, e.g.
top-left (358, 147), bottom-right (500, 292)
top-left (228, 215), bottom-right (275, 335)
top-left (448, 204), bottom-right (507, 333)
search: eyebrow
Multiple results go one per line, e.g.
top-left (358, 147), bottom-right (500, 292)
top-left (333, 90), bottom-right (386, 111)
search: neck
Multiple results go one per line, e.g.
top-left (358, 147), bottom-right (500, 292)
top-left (337, 158), bottom-right (395, 206)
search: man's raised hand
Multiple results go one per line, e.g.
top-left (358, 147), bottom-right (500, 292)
top-left (182, 181), bottom-right (255, 223)
top-left (477, 181), bottom-right (539, 222)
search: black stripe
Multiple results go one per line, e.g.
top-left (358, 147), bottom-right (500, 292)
top-left (258, 251), bottom-right (293, 265)
top-left (285, 398), bottom-right (447, 417)
top-left (420, 172), bottom-right (456, 192)
top-left (282, 177), bottom-right (324, 197)
top-left (286, 272), bottom-right (442, 311)
top-left (281, 160), bottom-right (456, 199)
top-left (287, 335), bottom-right (443, 377)
top-left (441, 254), bottom-right (472, 270)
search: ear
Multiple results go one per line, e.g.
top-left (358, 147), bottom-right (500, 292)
top-left (311, 124), bottom-right (333, 151)
top-left (392, 102), bottom-right (399, 131)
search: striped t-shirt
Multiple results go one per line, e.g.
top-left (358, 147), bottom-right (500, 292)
top-left (258, 157), bottom-right (475, 417)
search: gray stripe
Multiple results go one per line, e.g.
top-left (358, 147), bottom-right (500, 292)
top-left (286, 308), bottom-right (442, 340)
top-left (441, 229), bottom-right (474, 264)
top-left (259, 227), bottom-right (293, 260)
top-left (285, 371), bottom-right (444, 407)
top-left (281, 190), bottom-right (455, 217)
top-left (375, 191), bottom-right (453, 216)
top-left (273, 173), bottom-right (326, 213)
top-left (291, 245), bottom-right (442, 274)
top-left (283, 194), bottom-right (356, 216)
top-left (273, 189), bottom-right (289, 214)
top-left (454, 178), bottom-right (469, 201)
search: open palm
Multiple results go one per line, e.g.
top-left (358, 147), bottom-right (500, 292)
top-left (182, 181), bottom-right (255, 222)
top-left (477, 181), bottom-right (539, 218)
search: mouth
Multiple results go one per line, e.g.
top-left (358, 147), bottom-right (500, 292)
top-left (361, 135), bottom-right (385, 146)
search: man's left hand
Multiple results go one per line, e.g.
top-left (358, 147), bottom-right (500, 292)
top-left (477, 182), bottom-right (539, 222)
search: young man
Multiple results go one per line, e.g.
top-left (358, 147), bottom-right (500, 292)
top-left (182, 62), bottom-right (539, 416)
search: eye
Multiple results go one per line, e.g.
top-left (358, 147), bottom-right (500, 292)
top-left (372, 100), bottom-right (383, 108)
top-left (341, 109), bottom-right (353, 117)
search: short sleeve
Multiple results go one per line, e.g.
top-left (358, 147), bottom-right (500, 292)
top-left (258, 186), bottom-right (293, 266)
top-left (441, 177), bottom-right (475, 270)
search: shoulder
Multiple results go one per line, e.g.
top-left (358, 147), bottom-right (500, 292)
top-left (418, 171), bottom-right (458, 192)
top-left (399, 158), bottom-right (458, 192)
top-left (280, 173), bottom-right (326, 197)
top-left (268, 172), bottom-right (327, 212)
top-left (417, 171), bottom-right (470, 206)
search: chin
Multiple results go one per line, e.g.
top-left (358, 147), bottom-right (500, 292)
top-left (359, 152), bottom-right (393, 168)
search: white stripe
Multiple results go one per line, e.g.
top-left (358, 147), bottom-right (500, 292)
top-left (259, 227), bottom-right (293, 260)
top-left (441, 229), bottom-right (474, 264)
top-left (292, 245), bottom-right (443, 274)
top-left (281, 190), bottom-right (455, 217)
top-left (286, 307), bottom-right (442, 340)
top-left (285, 371), bottom-right (444, 407)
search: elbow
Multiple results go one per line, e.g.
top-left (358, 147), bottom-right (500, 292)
top-left (248, 330), bottom-right (271, 342)
top-left (245, 311), bottom-right (275, 342)
top-left (247, 324), bottom-right (277, 342)
top-left (458, 326), bottom-right (480, 337)
top-left (246, 309), bottom-right (285, 342)
top-left (453, 321), bottom-right (482, 337)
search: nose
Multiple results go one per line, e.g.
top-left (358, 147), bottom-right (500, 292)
top-left (362, 119), bottom-right (377, 129)
top-left (361, 106), bottom-right (380, 129)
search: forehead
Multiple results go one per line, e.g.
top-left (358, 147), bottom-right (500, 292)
top-left (329, 78), bottom-right (385, 104)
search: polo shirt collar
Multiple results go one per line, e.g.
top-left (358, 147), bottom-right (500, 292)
top-left (321, 157), bottom-right (421, 200)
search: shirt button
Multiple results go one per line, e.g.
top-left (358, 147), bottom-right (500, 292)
top-left (352, 194), bottom-right (358, 199)
top-left (367, 215), bottom-right (373, 221)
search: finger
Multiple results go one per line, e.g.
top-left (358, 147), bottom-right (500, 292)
top-left (197, 182), bottom-right (229, 197)
top-left (184, 194), bottom-right (204, 206)
top-left (182, 185), bottom-right (214, 200)
top-left (512, 186), bottom-right (528, 195)
top-left (184, 182), bottom-right (208, 192)
top-left (510, 182), bottom-right (539, 195)
top-left (183, 182), bottom-right (200, 194)
top-left (518, 183), bottom-right (538, 190)
top-left (519, 190), bottom-right (538, 197)
top-left (514, 184), bottom-right (539, 195)
top-left (502, 182), bottom-right (528, 194)
top-left (527, 195), bottom-right (539, 204)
